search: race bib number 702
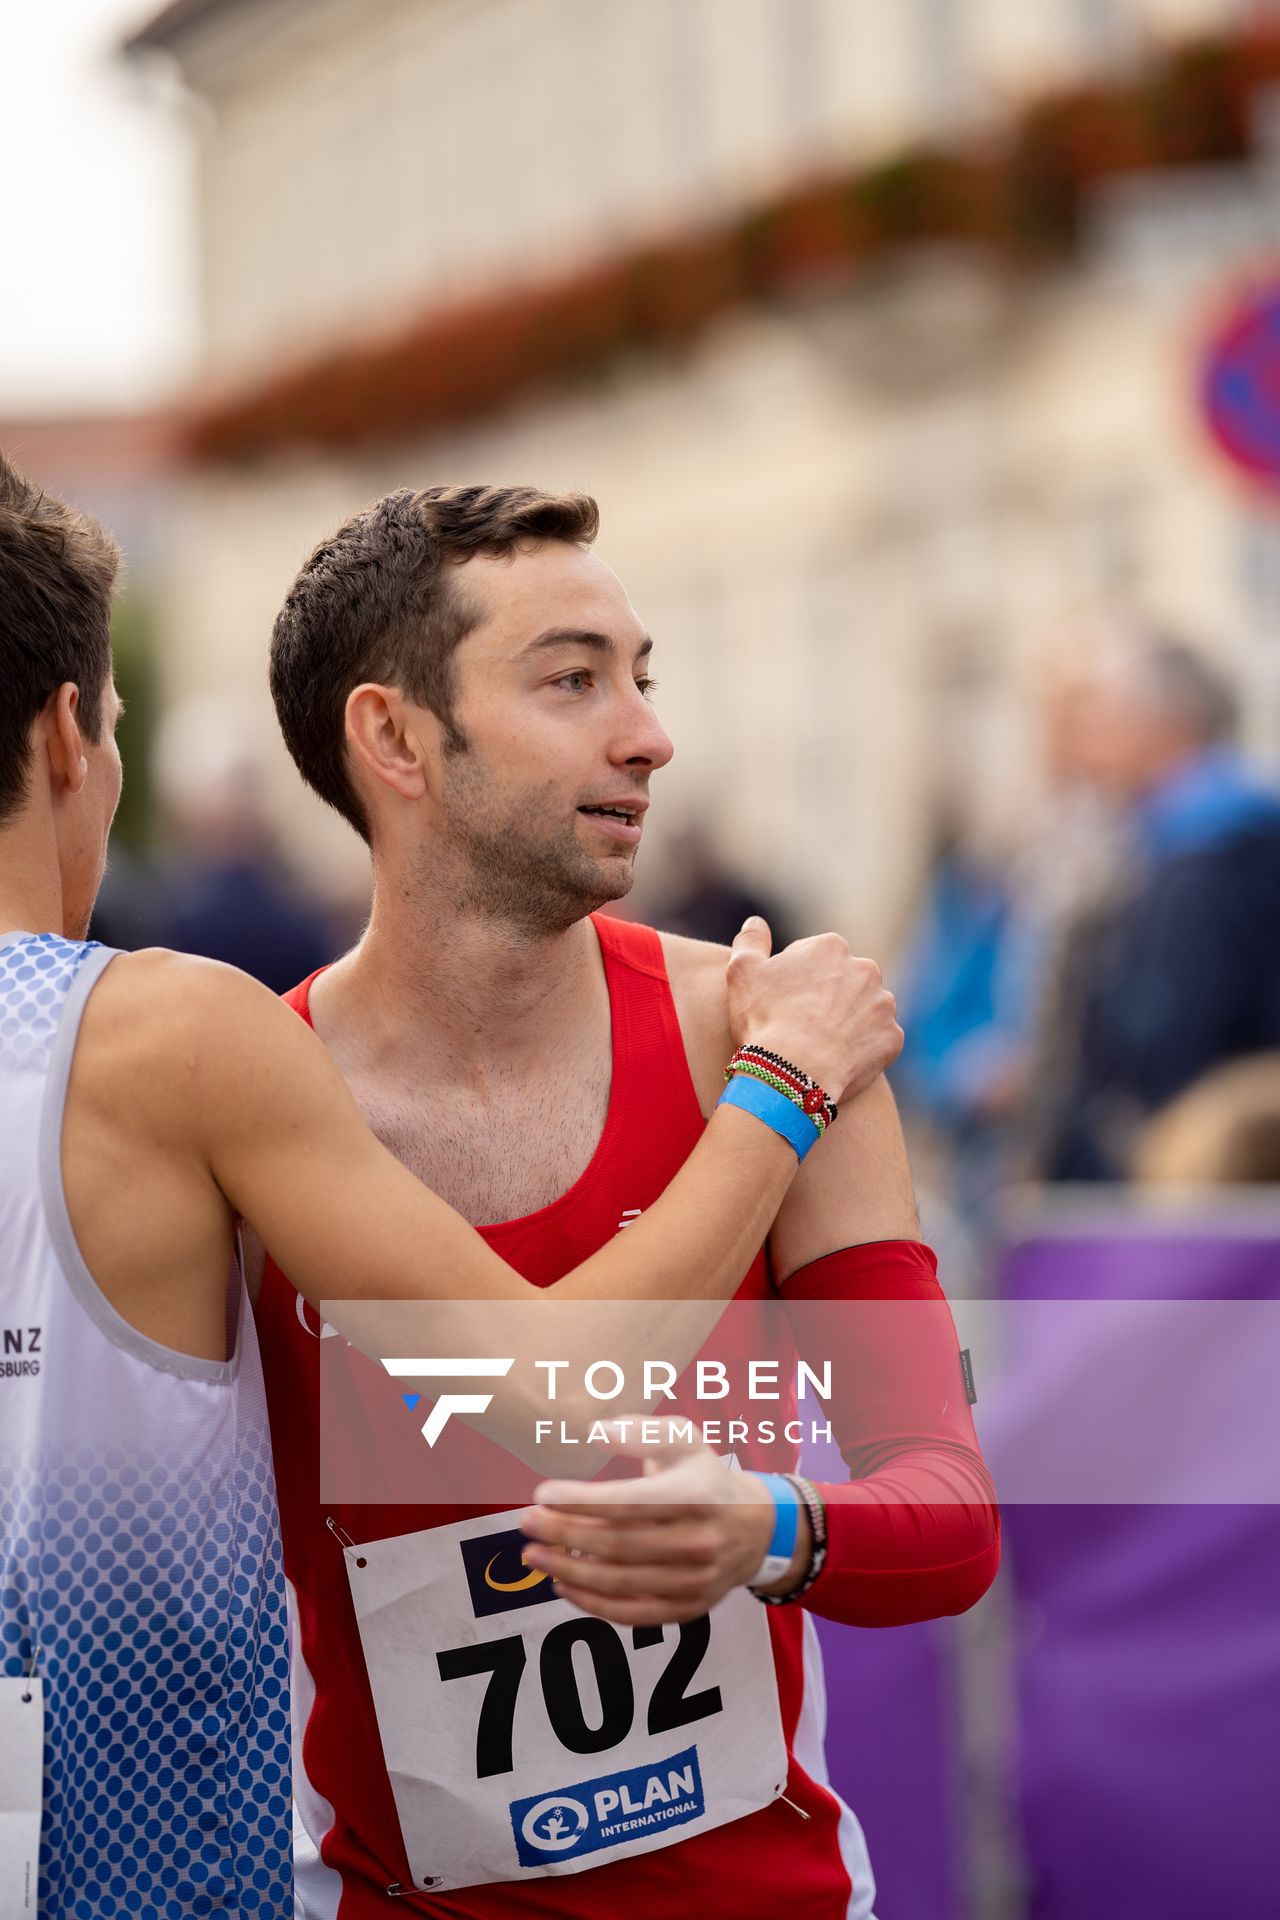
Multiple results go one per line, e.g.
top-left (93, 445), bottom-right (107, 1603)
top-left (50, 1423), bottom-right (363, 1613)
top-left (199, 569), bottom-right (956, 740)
top-left (342, 1506), bottom-right (788, 1893)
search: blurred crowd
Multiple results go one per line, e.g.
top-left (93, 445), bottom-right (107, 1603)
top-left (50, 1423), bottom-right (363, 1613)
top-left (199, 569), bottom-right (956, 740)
top-left (90, 692), bottom-right (347, 995)
top-left (892, 616), bottom-right (1280, 1218)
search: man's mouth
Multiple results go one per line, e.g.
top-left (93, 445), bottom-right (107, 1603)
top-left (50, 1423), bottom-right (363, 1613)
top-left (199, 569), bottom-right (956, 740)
top-left (577, 801), bottom-right (646, 845)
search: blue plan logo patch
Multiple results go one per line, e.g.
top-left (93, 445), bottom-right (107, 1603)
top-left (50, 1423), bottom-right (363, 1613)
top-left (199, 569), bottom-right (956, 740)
top-left (510, 1745), bottom-right (705, 1867)
top-left (460, 1527), bottom-right (558, 1618)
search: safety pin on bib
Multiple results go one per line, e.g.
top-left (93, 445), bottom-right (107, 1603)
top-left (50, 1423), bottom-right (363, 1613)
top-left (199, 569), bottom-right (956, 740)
top-left (324, 1516), bottom-right (368, 1569)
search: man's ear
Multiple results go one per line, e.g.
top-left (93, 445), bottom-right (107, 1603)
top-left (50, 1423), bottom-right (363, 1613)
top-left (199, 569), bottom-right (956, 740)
top-left (344, 683), bottom-right (433, 808)
top-left (46, 684), bottom-right (89, 798)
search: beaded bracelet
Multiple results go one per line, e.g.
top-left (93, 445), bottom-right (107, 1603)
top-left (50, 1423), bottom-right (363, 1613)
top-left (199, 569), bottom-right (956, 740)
top-left (752, 1472), bottom-right (829, 1606)
top-left (725, 1045), bottom-right (838, 1137)
top-left (728, 1045), bottom-right (838, 1130)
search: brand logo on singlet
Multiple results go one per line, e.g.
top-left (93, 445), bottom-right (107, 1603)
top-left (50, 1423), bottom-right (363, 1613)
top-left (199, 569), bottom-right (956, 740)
top-left (510, 1745), bottom-right (705, 1867)
top-left (295, 1296), bottom-right (340, 1340)
top-left (0, 1327), bottom-right (40, 1379)
top-left (459, 1528), bottom-right (557, 1618)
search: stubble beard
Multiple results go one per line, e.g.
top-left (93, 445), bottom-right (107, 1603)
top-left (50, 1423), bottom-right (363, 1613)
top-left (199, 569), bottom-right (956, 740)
top-left (435, 751), bottom-right (637, 936)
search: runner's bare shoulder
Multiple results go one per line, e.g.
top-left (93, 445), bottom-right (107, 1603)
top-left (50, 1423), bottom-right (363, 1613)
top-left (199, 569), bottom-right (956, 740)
top-left (656, 930), bottom-right (734, 1114)
top-left (71, 948), bottom-right (291, 1144)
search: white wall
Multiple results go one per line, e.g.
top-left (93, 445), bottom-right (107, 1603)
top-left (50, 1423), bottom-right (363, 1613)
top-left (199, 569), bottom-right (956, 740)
top-left (172, 0), bottom-right (1250, 385)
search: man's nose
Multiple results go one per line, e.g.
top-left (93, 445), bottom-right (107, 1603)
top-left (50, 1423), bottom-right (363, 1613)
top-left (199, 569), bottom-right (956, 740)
top-left (613, 691), bottom-right (674, 771)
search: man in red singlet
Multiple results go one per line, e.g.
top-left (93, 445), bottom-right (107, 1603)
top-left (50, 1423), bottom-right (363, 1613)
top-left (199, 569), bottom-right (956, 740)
top-left (259, 485), bottom-right (1000, 1917)
top-left (0, 454), bottom-right (888, 1916)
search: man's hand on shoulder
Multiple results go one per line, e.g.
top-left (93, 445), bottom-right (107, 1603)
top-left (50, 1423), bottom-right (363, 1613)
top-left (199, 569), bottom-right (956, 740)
top-left (660, 923), bottom-right (918, 1277)
top-left (725, 918), bottom-right (902, 1106)
top-left (661, 921), bottom-right (904, 1113)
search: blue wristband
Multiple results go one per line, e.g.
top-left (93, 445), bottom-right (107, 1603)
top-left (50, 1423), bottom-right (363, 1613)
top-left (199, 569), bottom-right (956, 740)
top-left (718, 1072), bottom-right (819, 1162)
top-left (749, 1474), bottom-right (802, 1588)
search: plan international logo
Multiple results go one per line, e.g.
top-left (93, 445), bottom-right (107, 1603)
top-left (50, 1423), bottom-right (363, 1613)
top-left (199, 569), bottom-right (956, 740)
top-left (510, 1745), bottom-right (705, 1867)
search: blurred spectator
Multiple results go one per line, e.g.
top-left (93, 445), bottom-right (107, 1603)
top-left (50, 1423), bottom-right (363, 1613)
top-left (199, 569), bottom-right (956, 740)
top-left (893, 822), bottom-right (1013, 1212)
top-left (1017, 622), bottom-right (1144, 1172)
top-left (896, 641), bottom-right (1133, 1219)
top-left (1037, 635), bottom-right (1280, 1182)
top-left (651, 826), bottom-right (795, 948)
top-left (151, 694), bottom-right (338, 994)
top-left (1135, 1053), bottom-right (1280, 1187)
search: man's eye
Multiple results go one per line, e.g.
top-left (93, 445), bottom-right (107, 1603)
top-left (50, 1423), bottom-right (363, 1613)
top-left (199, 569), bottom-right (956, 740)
top-left (556, 670), bottom-right (591, 693)
top-left (635, 678), bottom-right (659, 700)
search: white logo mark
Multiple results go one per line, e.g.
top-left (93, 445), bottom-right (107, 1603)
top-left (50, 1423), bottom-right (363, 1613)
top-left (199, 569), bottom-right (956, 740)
top-left (520, 1795), bottom-right (590, 1852)
top-left (380, 1357), bottom-right (515, 1446)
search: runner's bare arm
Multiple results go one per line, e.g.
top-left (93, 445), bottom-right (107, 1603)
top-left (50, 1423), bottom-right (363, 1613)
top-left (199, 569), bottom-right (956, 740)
top-left (64, 926), bottom-right (890, 1343)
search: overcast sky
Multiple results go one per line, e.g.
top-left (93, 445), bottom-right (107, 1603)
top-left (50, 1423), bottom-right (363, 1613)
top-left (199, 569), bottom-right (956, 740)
top-left (0, 0), bottom-right (197, 414)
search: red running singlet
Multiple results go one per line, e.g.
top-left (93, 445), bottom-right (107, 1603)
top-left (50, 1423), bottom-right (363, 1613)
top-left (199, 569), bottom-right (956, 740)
top-left (257, 916), bottom-right (994, 1918)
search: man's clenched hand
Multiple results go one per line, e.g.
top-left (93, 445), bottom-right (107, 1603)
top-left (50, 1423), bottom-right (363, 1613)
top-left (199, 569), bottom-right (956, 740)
top-left (727, 917), bottom-right (903, 1106)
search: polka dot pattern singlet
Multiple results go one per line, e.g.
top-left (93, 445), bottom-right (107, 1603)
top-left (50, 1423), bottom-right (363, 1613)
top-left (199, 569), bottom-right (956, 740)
top-left (0, 933), bottom-right (292, 1916)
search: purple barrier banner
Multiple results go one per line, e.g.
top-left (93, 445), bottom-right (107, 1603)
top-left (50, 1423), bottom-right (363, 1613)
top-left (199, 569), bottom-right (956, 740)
top-left (815, 1614), bottom-right (965, 1920)
top-left (997, 1211), bottom-right (1280, 1920)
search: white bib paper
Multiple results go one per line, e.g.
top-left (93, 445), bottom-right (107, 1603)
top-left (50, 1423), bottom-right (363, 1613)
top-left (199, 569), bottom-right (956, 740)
top-left (0, 1676), bottom-right (43, 1917)
top-left (343, 1504), bottom-right (788, 1894)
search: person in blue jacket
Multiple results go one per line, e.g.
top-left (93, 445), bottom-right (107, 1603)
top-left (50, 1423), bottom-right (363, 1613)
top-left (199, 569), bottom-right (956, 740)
top-left (1039, 635), bottom-right (1280, 1182)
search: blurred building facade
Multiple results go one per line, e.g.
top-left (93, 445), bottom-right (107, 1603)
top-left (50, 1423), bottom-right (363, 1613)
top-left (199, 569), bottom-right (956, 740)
top-left (127, 0), bottom-right (1280, 941)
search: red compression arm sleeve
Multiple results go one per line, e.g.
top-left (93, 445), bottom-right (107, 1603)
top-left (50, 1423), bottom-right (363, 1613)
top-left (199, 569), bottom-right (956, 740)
top-left (780, 1241), bottom-right (1000, 1628)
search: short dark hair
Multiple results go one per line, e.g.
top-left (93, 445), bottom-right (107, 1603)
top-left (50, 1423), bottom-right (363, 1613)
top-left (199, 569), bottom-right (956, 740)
top-left (269, 483), bottom-right (600, 841)
top-left (0, 450), bottom-right (119, 825)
